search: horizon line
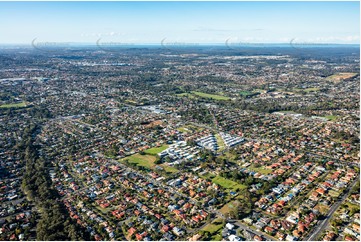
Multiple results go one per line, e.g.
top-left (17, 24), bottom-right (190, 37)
top-left (0, 42), bottom-right (360, 46)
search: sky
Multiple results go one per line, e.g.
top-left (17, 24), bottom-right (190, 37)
top-left (0, 1), bottom-right (359, 45)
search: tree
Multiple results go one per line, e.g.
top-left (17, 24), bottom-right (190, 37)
top-left (20, 124), bottom-right (90, 240)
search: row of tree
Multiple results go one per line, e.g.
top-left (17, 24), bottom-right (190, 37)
top-left (19, 124), bottom-right (90, 241)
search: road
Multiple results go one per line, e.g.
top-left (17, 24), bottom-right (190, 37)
top-left (232, 220), bottom-right (275, 241)
top-left (305, 175), bottom-right (360, 241)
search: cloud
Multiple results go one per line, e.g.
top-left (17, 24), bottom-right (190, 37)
top-left (193, 27), bottom-right (231, 32)
top-left (193, 27), bottom-right (264, 32)
top-left (81, 32), bottom-right (125, 37)
top-left (292, 36), bottom-right (360, 43)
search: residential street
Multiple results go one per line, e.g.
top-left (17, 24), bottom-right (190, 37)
top-left (305, 175), bottom-right (360, 241)
top-left (233, 220), bottom-right (275, 241)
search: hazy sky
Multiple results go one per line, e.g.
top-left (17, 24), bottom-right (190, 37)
top-left (0, 1), bottom-right (359, 45)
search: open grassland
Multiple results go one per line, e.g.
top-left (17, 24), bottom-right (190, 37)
top-left (326, 72), bottom-right (358, 82)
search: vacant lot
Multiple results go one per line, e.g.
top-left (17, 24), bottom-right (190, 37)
top-left (326, 72), bottom-right (358, 82)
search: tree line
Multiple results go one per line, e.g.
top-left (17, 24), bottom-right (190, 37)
top-left (19, 123), bottom-right (90, 241)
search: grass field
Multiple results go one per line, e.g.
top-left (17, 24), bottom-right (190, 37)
top-left (144, 144), bottom-right (169, 155)
top-left (212, 234), bottom-right (223, 241)
top-left (177, 127), bottom-right (189, 133)
top-left (192, 91), bottom-right (230, 100)
top-left (120, 153), bottom-right (178, 174)
top-left (125, 99), bottom-right (143, 106)
top-left (122, 154), bottom-right (156, 169)
top-left (219, 200), bottom-right (241, 215)
top-left (324, 115), bottom-right (339, 121)
top-left (239, 91), bottom-right (253, 96)
top-left (293, 87), bottom-right (320, 93)
top-left (212, 176), bottom-right (247, 190)
top-left (202, 223), bottom-right (222, 233)
top-left (177, 125), bottom-right (203, 133)
top-left (176, 91), bottom-right (230, 101)
top-left (162, 165), bottom-right (179, 173)
top-left (201, 218), bottom-right (224, 234)
top-left (326, 73), bottom-right (358, 82)
top-left (199, 172), bottom-right (215, 180)
top-left (0, 102), bottom-right (27, 109)
top-left (249, 165), bottom-right (273, 175)
top-left (214, 133), bottom-right (225, 152)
